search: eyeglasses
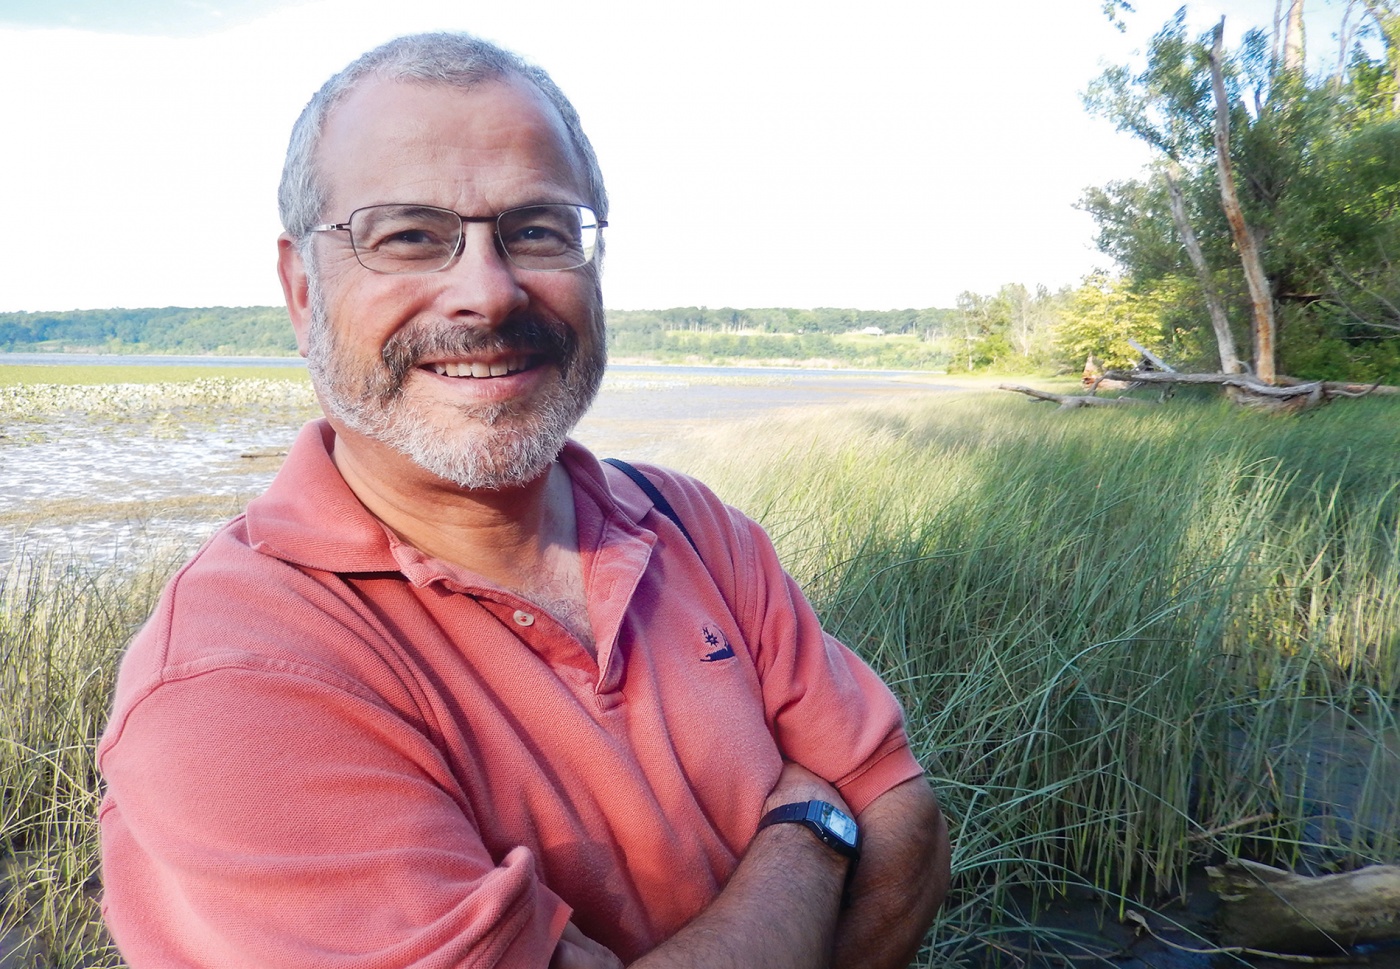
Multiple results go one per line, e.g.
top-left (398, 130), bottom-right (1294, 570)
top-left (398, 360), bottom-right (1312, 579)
top-left (309, 202), bottom-right (607, 274)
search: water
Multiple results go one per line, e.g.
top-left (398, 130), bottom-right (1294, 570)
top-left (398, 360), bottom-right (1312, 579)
top-left (1, 362), bottom-right (948, 569)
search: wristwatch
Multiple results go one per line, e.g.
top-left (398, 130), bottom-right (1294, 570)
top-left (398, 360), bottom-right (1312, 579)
top-left (757, 799), bottom-right (861, 897)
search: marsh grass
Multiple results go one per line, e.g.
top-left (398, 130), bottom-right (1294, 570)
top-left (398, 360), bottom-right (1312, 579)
top-left (2, 387), bottom-right (1398, 966)
top-left (676, 392), bottom-right (1400, 964)
top-left (1, 551), bottom-right (179, 968)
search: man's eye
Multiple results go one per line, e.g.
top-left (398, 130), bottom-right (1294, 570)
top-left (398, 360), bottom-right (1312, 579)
top-left (377, 226), bottom-right (444, 248)
top-left (503, 221), bottom-right (577, 255)
top-left (515, 223), bottom-right (566, 244)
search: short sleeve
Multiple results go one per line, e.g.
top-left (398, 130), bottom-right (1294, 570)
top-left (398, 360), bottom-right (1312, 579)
top-left (734, 510), bottom-right (925, 814)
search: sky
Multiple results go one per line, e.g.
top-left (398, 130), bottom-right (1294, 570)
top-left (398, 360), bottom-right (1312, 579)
top-left (0, 0), bottom-right (1354, 314)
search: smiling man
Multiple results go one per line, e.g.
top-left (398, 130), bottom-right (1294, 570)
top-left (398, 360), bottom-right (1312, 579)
top-left (97, 33), bottom-right (949, 969)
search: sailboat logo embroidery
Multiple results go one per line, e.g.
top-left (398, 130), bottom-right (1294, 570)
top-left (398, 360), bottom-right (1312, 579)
top-left (700, 624), bottom-right (735, 662)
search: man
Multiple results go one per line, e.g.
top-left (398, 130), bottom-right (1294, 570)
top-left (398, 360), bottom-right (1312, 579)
top-left (98, 32), bottom-right (949, 969)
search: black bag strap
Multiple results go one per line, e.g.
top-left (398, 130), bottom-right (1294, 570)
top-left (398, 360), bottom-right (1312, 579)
top-left (603, 458), bottom-right (700, 555)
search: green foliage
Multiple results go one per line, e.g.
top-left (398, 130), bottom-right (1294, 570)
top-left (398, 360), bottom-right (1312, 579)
top-left (1052, 274), bottom-right (1166, 369)
top-left (0, 364), bottom-right (308, 387)
top-left (605, 305), bottom-right (958, 338)
top-left (603, 306), bottom-right (957, 369)
top-left (944, 284), bottom-right (1067, 373)
top-left (0, 304), bottom-right (968, 372)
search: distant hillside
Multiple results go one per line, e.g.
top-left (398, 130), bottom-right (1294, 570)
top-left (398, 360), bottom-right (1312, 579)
top-left (0, 303), bottom-right (957, 368)
top-left (0, 306), bottom-right (298, 355)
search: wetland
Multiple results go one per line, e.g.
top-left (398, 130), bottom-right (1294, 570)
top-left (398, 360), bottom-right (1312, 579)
top-left (3, 358), bottom-right (1398, 968)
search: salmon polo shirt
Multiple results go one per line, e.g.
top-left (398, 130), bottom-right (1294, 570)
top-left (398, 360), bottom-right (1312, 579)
top-left (98, 420), bottom-right (922, 969)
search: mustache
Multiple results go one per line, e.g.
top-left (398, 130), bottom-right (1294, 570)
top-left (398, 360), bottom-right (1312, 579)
top-left (380, 316), bottom-right (579, 387)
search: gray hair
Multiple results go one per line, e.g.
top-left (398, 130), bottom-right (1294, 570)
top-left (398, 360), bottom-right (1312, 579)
top-left (277, 32), bottom-right (608, 248)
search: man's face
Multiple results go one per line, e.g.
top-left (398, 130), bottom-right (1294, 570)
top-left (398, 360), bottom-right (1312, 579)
top-left (285, 76), bottom-right (606, 491)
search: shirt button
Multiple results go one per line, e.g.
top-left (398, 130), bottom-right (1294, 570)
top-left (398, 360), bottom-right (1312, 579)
top-left (513, 610), bottom-right (535, 627)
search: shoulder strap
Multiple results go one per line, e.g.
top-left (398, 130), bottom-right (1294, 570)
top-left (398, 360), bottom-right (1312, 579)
top-left (603, 458), bottom-right (700, 554)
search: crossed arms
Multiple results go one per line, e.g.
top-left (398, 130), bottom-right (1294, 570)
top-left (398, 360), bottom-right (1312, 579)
top-left (553, 765), bottom-right (950, 969)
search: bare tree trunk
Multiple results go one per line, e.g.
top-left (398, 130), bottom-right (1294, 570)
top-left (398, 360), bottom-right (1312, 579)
top-left (1334, 0), bottom-right (1359, 88)
top-left (1163, 164), bottom-right (1243, 373)
top-left (1210, 19), bottom-right (1278, 383)
top-left (1284, 0), bottom-right (1307, 72)
top-left (1363, 1), bottom-right (1400, 112)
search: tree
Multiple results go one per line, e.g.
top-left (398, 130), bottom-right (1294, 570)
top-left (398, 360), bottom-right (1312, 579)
top-left (1083, 3), bottom-right (1400, 386)
top-left (1361, 1), bottom-right (1400, 110)
top-left (1053, 274), bottom-right (1166, 370)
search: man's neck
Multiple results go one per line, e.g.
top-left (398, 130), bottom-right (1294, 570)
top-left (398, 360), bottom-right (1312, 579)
top-left (328, 431), bottom-right (579, 595)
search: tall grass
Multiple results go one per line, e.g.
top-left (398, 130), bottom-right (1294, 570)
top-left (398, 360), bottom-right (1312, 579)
top-left (3, 390), bottom-right (1398, 965)
top-left (1, 553), bottom-right (173, 967)
top-left (674, 392), bottom-right (1400, 963)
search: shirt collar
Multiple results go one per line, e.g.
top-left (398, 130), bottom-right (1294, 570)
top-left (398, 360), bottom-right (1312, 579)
top-left (244, 419), bottom-right (659, 576)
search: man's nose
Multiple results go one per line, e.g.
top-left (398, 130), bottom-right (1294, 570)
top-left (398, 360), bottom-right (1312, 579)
top-left (436, 222), bottom-right (529, 323)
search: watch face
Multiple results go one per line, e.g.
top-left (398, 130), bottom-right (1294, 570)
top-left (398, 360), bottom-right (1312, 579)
top-left (816, 803), bottom-right (859, 848)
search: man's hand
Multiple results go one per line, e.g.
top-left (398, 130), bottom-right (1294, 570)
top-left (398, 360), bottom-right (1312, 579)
top-left (550, 922), bottom-right (623, 969)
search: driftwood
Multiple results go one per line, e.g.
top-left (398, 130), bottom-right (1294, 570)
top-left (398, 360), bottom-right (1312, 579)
top-left (1209, 858), bottom-right (1400, 954)
top-left (1006, 341), bottom-right (1399, 411)
top-left (1080, 358), bottom-right (1136, 391)
top-left (998, 384), bottom-right (1154, 408)
top-left (1097, 369), bottom-right (1400, 411)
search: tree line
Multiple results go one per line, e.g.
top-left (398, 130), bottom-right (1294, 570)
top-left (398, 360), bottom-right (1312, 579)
top-left (0, 305), bottom-right (964, 370)
top-left (9, 282), bottom-right (1390, 378)
top-left (0, 306), bottom-right (298, 356)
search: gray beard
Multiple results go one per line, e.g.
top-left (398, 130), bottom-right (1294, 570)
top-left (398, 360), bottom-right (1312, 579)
top-left (304, 274), bottom-right (605, 491)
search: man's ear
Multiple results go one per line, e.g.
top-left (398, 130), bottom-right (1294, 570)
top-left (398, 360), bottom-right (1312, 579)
top-left (277, 233), bottom-right (314, 357)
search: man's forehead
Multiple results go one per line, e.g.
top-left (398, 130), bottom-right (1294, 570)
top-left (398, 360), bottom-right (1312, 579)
top-left (315, 74), bottom-right (584, 206)
top-left (323, 74), bottom-right (558, 145)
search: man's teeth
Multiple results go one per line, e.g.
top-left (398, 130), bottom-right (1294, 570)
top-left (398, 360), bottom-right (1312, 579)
top-left (429, 358), bottom-right (525, 378)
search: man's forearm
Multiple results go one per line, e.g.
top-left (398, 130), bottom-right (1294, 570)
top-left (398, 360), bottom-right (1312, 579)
top-left (631, 821), bottom-right (847, 969)
top-left (833, 778), bottom-right (950, 969)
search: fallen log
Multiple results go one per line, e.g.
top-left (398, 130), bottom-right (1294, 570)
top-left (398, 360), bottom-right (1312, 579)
top-left (1098, 370), bottom-right (1399, 412)
top-left (1208, 858), bottom-right (1400, 954)
top-left (998, 384), bottom-right (1154, 408)
top-left (1101, 369), bottom-right (1400, 396)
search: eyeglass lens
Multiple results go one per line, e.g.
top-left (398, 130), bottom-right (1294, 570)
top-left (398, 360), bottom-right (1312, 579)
top-left (347, 203), bottom-right (599, 273)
